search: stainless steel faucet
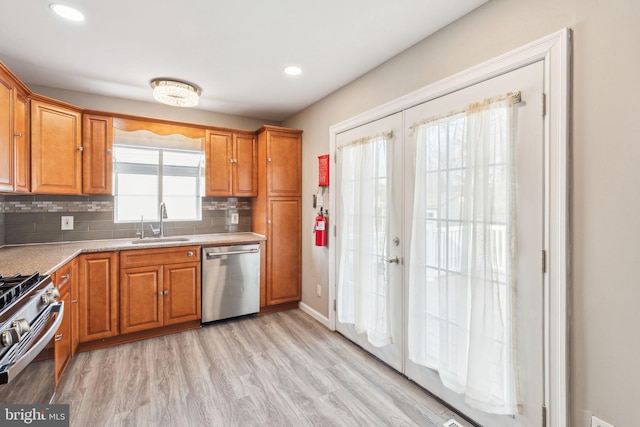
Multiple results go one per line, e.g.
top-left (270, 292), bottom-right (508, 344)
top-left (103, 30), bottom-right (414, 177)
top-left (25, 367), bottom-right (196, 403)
top-left (147, 203), bottom-right (168, 238)
top-left (160, 202), bottom-right (167, 237)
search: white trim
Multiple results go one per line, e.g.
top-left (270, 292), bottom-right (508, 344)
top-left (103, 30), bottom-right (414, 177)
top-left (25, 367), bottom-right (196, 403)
top-left (328, 29), bottom-right (570, 427)
top-left (298, 302), bottom-right (331, 328)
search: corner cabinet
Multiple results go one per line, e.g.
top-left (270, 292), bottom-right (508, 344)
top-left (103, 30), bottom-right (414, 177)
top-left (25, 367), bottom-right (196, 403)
top-left (0, 63), bottom-right (30, 193)
top-left (205, 129), bottom-right (257, 197)
top-left (53, 257), bottom-right (78, 384)
top-left (31, 97), bottom-right (82, 194)
top-left (252, 126), bottom-right (302, 311)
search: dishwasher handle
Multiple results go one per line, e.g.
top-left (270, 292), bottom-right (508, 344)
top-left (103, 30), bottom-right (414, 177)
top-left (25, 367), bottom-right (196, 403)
top-left (205, 248), bottom-right (259, 259)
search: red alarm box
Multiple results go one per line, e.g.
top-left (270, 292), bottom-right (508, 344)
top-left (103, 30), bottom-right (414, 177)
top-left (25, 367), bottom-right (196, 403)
top-left (318, 154), bottom-right (330, 187)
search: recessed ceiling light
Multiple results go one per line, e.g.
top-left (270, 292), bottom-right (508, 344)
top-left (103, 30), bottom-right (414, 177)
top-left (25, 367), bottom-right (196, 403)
top-left (284, 66), bottom-right (302, 76)
top-left (49, 4), bottom-right (85, 22)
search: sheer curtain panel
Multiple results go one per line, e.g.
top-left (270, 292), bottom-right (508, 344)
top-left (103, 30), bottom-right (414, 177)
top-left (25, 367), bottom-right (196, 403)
top-left (408, 94), bottom-right (520, 415)
top-left (337, 133), bottom-right (393, 347)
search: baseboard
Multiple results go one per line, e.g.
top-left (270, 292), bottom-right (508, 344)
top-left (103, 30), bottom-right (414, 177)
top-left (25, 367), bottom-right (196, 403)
top-left (299, 301), bottom-right (331, 329)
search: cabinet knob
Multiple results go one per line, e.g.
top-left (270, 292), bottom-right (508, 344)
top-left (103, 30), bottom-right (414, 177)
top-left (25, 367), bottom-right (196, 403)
top-left (187, 251), bottom-right (194, 257)
top-left (77, 146), bottom-right (84, 152)
top-left (267, 220), bottom-right (272, 224)
top-left (164, 290), bottom-right (169, 296)
top-left (267, 157), bottom-right (272, 162)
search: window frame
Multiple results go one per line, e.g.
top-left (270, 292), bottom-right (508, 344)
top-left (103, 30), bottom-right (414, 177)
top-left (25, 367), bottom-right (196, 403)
top-left (113, 144), bottom-right (204, 223)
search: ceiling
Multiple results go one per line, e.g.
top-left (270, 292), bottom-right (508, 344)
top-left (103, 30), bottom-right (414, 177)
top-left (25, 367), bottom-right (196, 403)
top-left (0, 0), bottom-right (488, 121)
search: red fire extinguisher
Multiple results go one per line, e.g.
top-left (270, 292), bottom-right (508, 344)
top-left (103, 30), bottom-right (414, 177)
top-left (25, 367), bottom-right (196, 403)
top-left (314, 208), bottom-right (328, 247)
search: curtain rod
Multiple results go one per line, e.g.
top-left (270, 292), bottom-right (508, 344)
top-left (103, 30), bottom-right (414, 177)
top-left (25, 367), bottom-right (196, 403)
top-left (338, 130), bottom-right (393, 150)
top-left (410, 91), bottom-right (521, 131)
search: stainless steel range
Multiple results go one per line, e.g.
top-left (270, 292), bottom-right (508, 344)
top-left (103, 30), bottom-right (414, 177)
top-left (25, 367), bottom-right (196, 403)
top-left (0, 272), bottom-right (63, 404)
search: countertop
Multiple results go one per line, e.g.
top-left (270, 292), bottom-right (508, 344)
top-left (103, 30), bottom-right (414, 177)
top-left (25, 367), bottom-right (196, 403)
top-left (0, 232), bottom-right (266, 276)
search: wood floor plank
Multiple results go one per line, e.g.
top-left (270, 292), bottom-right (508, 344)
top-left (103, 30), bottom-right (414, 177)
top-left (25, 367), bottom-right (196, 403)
top-left (56, 309), bottom-right (468, 427)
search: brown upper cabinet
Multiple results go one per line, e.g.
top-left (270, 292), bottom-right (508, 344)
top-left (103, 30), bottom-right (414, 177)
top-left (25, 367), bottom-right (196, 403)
top-left (205, 129), bottom-right (257, 197)
top-left (31, 97), bottom-right (82, 194)
top-left (0, 63), bottom-right (30, 193)
top-left (261, 126), bottom-right (302, 197)
top-left (82, 114), bottom-right (113, 194)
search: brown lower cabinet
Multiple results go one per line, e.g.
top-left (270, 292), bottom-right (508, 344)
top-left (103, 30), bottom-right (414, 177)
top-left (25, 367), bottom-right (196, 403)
top-left (120, 247), bottom-right (200, 335)
top-left (53, 257), bottom-right (77, 384)
top-left (78, 252), bottom-right (118, 343)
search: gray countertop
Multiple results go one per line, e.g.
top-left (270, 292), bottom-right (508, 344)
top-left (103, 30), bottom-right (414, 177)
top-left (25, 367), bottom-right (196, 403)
top-left (0, 232), bottom-right (265, 276)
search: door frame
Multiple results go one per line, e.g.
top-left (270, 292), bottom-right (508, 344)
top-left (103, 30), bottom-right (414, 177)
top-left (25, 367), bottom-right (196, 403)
top-left (328, 29), bottom-right (571, 427)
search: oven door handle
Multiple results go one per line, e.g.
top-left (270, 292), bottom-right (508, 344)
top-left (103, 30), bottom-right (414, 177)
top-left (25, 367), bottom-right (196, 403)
top-left (0, 301), bottom-right (64, 385)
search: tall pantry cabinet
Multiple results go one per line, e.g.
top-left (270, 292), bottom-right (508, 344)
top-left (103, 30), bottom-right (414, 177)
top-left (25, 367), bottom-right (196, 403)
top-left (252, 126), bottom-right (303, 312)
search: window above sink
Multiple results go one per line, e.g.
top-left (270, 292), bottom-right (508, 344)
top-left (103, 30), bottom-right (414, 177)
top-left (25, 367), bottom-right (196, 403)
top-left (113, 129), bottom-right (205, 223)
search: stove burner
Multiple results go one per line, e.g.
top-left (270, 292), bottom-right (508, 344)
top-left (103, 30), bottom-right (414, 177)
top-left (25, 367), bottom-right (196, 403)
top-left (0, 273), bottom-right (42, 313)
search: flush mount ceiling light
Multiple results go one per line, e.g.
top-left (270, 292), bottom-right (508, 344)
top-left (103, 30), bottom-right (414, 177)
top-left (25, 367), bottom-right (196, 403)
top-left (49, 3), bottom-right (85, 22)
top-left (150, 79), bottom-right (201, 108)
top-left (284, 66), bottom-right (302, 76)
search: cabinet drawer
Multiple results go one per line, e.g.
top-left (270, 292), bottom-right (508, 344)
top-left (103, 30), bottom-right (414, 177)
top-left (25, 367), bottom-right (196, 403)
top-left (120, 246), bottom-right (200, 268)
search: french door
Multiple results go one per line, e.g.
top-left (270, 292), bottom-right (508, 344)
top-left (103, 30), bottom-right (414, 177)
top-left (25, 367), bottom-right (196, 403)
top-left (334, 60), bottom-right (545, 426)
top-left (335, 112), bottom-right (404, 371)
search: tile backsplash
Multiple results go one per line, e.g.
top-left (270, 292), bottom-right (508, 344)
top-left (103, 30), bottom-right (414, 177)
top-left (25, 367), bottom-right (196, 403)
top-left (1, 195), bottom-right (251, 245)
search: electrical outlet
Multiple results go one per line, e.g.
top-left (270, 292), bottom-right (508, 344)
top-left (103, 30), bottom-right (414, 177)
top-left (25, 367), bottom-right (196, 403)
top-left (591, 415), bottom-right (614, 427)
top-left (316, 284), bottom-right (321, 297)
top-left (231, 212), bottom-right (239, 224)
top-left (61, 216), bottom-right (74, 230)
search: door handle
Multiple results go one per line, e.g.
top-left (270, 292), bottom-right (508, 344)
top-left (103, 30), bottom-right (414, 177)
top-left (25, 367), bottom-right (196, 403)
top-left (385, 256), bottom-right (400, 264)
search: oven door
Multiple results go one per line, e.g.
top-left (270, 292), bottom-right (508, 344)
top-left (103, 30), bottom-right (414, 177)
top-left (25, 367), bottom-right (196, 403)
top-left (0, 302), bottom-right (63, 404)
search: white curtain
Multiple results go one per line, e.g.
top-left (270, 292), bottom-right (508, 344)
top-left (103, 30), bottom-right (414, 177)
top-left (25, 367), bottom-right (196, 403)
top-left (337, 133), bottom-right (393, 347)
top-left (408, 94), bottom-right (519, 415)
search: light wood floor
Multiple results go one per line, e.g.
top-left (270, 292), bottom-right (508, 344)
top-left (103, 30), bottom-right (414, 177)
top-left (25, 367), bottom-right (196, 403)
top-left (56, 309), bottom-right (469, 427)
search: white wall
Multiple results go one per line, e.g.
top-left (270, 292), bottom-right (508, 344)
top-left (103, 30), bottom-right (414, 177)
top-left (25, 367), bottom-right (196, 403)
top-left (283, 0), bottom-right (640, 426)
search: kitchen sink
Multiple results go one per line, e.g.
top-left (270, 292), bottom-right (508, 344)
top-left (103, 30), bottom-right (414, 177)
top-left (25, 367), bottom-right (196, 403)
top-left (131, 237), bottom-right (191, 244)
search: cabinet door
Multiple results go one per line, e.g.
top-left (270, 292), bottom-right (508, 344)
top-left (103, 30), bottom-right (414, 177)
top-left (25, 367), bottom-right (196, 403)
top-left (31, 99), bottom-right (82, 194)
top-left (266, 130), bottom-right (301, 197)
top-left (13, 90), bottom-right (30, 193)
top-left (205, 130), bottom-right (233, 196)
top-left (68, 257), bottom-right (80, 356)
top-left (54, 285), bottom-right (72, 385)
top-left (266, 198), bottom-right (301, 305)
top-left (78, 252), bottom-right (118, 342)
top-left (83, 114), bottom-right (113, 194)
top-left (233, 132), bottom-right (257, 196)
top-left (0, 71), bottom-right (13, 192)
top-left (163, 262), bottom-right (201, 326)
top-left (120, 266), bottom-right (163, 334)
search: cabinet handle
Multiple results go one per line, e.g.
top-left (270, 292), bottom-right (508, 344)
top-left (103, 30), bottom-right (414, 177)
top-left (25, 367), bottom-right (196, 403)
top-left (14, 132), bottom-right (22, 137)
top-left (71, 300), bottom-right (78, 304)
top-left (60, 274), bottom-right (70, 279)
top-left (55, 333), bottom-right (63, 342)
top-left (106, 148), bottom-right (112, 154)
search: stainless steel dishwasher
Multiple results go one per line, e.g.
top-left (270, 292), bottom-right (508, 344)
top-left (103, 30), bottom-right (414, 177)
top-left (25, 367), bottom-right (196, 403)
top-left (201, 244), bottom-right (261, 323)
